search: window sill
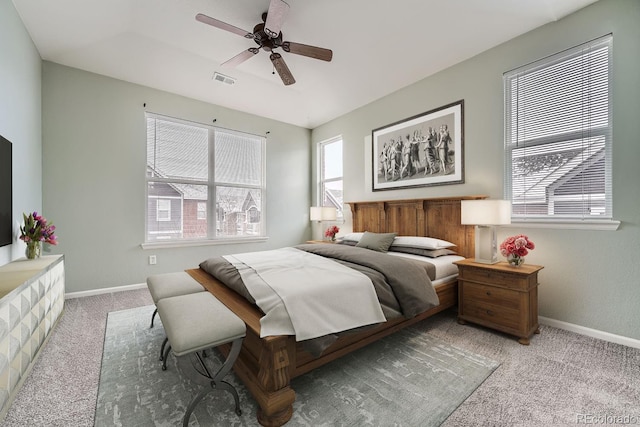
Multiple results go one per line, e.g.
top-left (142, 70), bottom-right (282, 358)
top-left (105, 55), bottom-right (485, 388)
top-left (141, 237), bottom-right (269, 250)
top-left (505, 219), bottom-right (620, 231)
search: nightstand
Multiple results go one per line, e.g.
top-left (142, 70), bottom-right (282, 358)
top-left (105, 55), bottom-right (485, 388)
top-left (454, 259), bottom-right (543, 345)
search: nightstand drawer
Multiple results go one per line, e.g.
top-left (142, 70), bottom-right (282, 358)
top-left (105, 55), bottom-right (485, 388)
top-left (461, 299), bottom-right (521, 331)
top-left (461, 282), bottom-right (520, 310)
top-left (460, 267), bottom-right (529, 290)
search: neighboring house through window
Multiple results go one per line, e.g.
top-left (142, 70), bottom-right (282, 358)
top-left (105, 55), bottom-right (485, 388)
top-left (146, 114), bottom-right (266, 243)
top-left (504, 34), bottom-right (613, 226)
top-left (318, 137), bottom-right (343, 218)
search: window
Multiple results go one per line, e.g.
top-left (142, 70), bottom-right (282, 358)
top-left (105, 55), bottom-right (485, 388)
top-left (146, 114), bottom-right (266, 243)
top-left (197, 202), bottom-right (206, 220)
top-left (156, 199), bottom-right (172, 221)
top-left (504, 35), bottom-right (613, 224)
top-left (319, 137), bottom-right (343, 217)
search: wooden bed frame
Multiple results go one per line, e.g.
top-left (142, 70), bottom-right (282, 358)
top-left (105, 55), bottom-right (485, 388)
top-left (186, 196), bottom-right (483, 426)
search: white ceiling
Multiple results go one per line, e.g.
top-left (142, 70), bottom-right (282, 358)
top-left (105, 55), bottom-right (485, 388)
top-left (13, 0), bottom-right (598, 129)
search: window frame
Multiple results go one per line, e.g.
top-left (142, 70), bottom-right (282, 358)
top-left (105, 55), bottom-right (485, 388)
top-left (143, 113), bottom-right (267, 248)
top-left (503, 34), bottom-right (619, 231)
top-left (318, 136), bottom-right (344, 219)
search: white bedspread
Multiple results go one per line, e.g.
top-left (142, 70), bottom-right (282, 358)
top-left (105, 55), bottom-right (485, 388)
top-left (224, 247), bottom-right (386, 341)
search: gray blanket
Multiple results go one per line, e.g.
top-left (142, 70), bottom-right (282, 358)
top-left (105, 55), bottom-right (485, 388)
top-left (200, 244), bottom-right (439, 318)
top-left (199, 244), bottom-right (440, 355)
top-left (294, 244), bottom-right (439, 317)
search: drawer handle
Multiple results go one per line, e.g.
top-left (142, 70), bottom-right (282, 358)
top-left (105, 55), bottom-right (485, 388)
top-left (486, 291), bottom-right (492, 296)
top-left (486, 309), bottom-right (494, 316)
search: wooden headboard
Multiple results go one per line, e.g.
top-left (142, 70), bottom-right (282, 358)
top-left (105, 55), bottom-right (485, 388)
top-left (347, 196), bottom-right (486, 259)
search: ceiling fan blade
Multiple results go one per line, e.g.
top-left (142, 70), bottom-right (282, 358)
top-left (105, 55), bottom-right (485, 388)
top-left (264, 0), bottom-right (290, 39)
top-left (282, 42), bottom-right (333, 62)
top-left (270, 52), bottom-right (295, 86)
top-left (196, 13), bottom-right (253, 39)
top-left (221, 48), bottom-right (260, 68)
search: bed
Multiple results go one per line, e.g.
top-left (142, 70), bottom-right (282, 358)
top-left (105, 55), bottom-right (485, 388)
top-left (186, 196), bottom-right (483, 426)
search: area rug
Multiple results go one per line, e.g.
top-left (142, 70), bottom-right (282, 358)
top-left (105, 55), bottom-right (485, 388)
top-left (95, 305), bottom-right (499, 426)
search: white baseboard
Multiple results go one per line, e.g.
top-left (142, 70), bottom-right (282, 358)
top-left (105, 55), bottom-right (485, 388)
top-left (65, 283), bottom-right (147, 299)
top-left (539, 316), bottom-right (640, 349)
top-left (64, 284), bottom-right (640, 350)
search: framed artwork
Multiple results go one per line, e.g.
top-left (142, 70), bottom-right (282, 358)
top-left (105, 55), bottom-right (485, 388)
top-left (372, 100), bottom-right (464, 191)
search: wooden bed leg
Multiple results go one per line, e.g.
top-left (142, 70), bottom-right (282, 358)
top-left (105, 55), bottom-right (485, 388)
top-left (255, 337), bottom-right (295, 426)
top-left (228, 335), bottom-right (295, 427)
top-left (257, 403), bottom-right (293, 427)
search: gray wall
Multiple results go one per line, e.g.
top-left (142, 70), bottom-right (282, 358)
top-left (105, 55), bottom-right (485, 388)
top-left (0, 0), bottom-right (42, 266)
top-left (312, 0), bottom-right (640, 340)
top-left (42, 62), bottom-right (311, 293)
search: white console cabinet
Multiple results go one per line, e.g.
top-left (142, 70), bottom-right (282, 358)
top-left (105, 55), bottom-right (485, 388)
top-left (0, 255), bottom-right (65, 418)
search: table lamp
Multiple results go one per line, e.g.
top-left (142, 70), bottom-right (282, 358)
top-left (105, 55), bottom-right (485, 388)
top-left (461, 199), bottom-right (511, 264)
top-left (310, 206), bottom-right (337, 222)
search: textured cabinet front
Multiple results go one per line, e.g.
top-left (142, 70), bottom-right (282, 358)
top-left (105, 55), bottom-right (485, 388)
top-left (0, 256), bottom-right (65, 417)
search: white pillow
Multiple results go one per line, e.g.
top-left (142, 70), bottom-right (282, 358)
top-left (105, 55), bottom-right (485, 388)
top-left (391, 236), bottom-right (456, 249)
top-left (340, 232), bottom-right (364, 242)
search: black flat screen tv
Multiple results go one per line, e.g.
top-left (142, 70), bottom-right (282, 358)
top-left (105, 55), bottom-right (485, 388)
top-left (0, 134), bottom-right (12, 247)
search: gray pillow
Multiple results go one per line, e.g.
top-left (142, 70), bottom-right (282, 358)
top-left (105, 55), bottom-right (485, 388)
top-left (355, 231), bottom-right (397, 252)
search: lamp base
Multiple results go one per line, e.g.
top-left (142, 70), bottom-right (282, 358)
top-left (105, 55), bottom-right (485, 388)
top-left (474, 225), bottom-right (499, 264)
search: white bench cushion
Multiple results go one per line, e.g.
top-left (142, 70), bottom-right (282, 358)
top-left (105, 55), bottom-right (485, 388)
top-left (157, 292), bottom-right (246, 357)
top-left (147, 272), bottom-right (205, 303)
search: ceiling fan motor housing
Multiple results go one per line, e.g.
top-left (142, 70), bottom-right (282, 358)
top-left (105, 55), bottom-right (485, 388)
top-left (252, 22), bottom-right (283, 52)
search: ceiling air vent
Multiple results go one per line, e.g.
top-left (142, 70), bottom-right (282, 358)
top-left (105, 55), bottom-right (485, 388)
top-left (213, 72), bottom-right (236, 85)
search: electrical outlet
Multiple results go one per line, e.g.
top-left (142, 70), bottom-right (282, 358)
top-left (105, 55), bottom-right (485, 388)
top-left (149, 255), bottom-right (157, 265)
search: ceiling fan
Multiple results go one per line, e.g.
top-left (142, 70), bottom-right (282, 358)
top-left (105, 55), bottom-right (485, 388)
top-left (196, 0), bottom-right (333, 86)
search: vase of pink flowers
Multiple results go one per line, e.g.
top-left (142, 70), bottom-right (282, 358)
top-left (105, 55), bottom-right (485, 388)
top-left (324, 225), bottom-right (340, 242)
top-left (500, 234), bottom-right (534, 267)
top-left (20, 212), bottom-right (58, 259)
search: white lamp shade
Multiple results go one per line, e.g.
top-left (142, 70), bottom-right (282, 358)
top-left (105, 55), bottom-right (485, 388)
top-left (461, 200), bottom-right (511, 225)
top-left (310, 206), bottom-right (337, 221)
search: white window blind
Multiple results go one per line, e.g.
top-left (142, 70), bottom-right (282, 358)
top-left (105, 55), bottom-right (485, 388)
top-left (504, 34), bottom-right (612, 223)
top-left (146, 114), bottom-right (266, 243)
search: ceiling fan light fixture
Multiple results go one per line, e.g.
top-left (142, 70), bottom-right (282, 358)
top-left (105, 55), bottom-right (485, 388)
top-left (212, 72), bottom-right (236, 85)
